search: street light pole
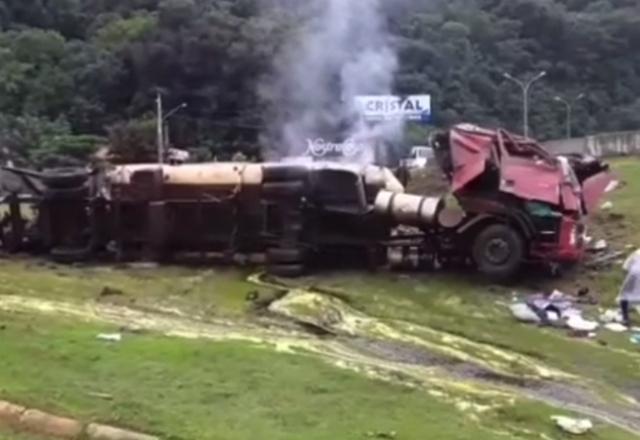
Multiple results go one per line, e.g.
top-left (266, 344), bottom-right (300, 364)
top-left (503, 71), bottom-right (547, 138)
top-left (554, 93), bottom-right (585, 139)
top-left (156, 91), bottom-right (164, 164)
top-left (162, 102), bottom-right (187, 153)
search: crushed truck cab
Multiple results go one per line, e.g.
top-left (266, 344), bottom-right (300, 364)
top-left (430, 123), bottom-right (613, 276)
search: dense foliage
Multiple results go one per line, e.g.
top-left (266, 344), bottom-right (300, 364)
top-left (0, 0), bottom-right (638, 164)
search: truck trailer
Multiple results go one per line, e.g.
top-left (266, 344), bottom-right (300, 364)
top-left (0, 124), bottom-right (613, 279)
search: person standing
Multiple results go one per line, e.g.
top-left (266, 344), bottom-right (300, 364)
top-left (619, 249), bottom-right (640, 326)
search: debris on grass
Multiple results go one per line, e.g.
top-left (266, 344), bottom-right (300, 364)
top-left (551, 415), bottom-right (593, 435)
top-left (601, 309), bottom-right (624, 324)
top-left (365, 430), bottom-right (397, 439)
top-left (590, 239), bottom-right (608, 252)
top-left (565, 314), bottom-right (599, 333)
top-left (99, 286), bottom-right (125, 298)
top-left (509, 303), bottom-right (542, 324)
top-left (601, 201), bottom-right (614, 211)
top-left (604, 323), bottom-right (628, 333)
top-left (96, 333), bottom-right (122, 342)
top-left (87, 391), bottom-right (113, 400)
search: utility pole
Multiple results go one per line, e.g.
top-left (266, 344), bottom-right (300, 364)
top-left (162, 102), bottom-right (187, 156)
top-left (503, 71), bottom-right (547, 138)
top-left (156, 90), bottom-right (164, 164)
top-left (554, 93), bottom-right (585, 139)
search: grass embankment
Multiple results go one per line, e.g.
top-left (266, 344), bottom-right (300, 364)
top-left (0, 158), bottom-right (640, 439)
top-left (313, 157), bottom-right (640, 393)
top-left (0, 428), bottom-right (45, 440)
top-left (3, 309), bottom-right (623, 440)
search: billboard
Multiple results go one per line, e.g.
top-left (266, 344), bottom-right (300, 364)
top-left (354, 95), bottom-right (431, 122)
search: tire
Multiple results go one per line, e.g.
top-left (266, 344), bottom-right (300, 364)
top-left (42, 168), bottom-right (90, 190)
top-left (268, 263), bottom-right (305, 278)
top-left (263, 165), bottom-right (309, 183)
top-left (267, 247), bottom-right (305, 264)
top-left (50, 246), bottom-right (90, 264)
top-left (472, 224), bottom-right (524, 280)
top-left (262, 181), bottom-right (306, 200)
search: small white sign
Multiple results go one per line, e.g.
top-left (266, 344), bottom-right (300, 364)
top-left (355, 95), bottom-right (431, 122)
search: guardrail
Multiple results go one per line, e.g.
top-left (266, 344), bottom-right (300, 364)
top-left (544, 130), bottom-right (640, 158)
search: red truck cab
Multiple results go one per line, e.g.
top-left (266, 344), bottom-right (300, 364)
top-left (432, 124), bottom-right (613, 277)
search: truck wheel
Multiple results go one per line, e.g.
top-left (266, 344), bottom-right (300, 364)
top-left (262, 181), bottom-right (306, 200)
top-left (42, 168), bottom-right (89, 190)
top-left (472, 224), bottom-right (524, 280)
top-left (268, 263), bottom-right (305, 278)
top-left (267, 247), bottom-right (305, 264)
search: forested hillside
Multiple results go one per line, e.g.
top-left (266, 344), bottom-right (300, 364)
top-left (0, 0), bottom-right (638, 165)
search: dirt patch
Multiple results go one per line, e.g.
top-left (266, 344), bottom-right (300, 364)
top-left (348, 338), bottom-right (463, 368)
top-left (405, 166), bottom-right (450, 196)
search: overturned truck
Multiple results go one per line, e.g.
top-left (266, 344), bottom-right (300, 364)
top-left (0, 124), bottom-right (613, 279)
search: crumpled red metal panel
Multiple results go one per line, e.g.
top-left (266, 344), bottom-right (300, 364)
top-left (582, 171), bottom-right (615, 214)
top-left (499, 157), bottom-right (562, 205)
top-left (449, 128), bottom-right (494, 192)
top-left (561, 184), bottom-right (582, 212)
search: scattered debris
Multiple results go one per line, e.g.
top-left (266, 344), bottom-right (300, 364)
top-left (604, 323), bottom-right (627, 333)
top-left (576, 287), bottom-right (598, 305)
top-left (510, 303), bottom-right (542, 324)
top-left (586, 251), bottom-right (625, 269)
top-left (600, 309), bottom-right (624, 324)
top-left (605, 180), bottom-right (620, 193)
top-left (99, 286), bottom-right (124, 298)
top-left (589, 239), bottom-right (608, 252)
top-left (601, 201), bottom-right (613, 211)
top-left (551, 415), bottom-right (593, 435)
top-left (96, 333), bottom-right (122, 342)
top-left (565, 314), bottom-right (599, 333)
top-left (365, 431), bottom-right (397, 439)
top-left (87, 392), bottom-right (113, 400)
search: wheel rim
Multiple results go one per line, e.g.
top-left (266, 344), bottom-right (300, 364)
top-left (484, 237), bottom-right (511, 265)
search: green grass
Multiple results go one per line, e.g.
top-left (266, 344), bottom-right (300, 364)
top-left (0, 258), bottom-right (256, 317)
top-left (310, 271), bottom-right (640, 390)
top-left (2, 158), bottom-right (640, 439)
top-left (0, 428), bottom-right (47, 440)
top-left (290, 157), bottom-right (640, 395)
top-left (589, 158), bottom-right (640, 298)
top-left (4, 310), bottom-right (630, 440)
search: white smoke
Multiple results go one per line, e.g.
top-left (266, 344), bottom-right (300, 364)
top-left (261, 0), bottom-right (402, 164)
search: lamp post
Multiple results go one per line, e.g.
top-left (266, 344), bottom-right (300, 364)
top-left (163, 102), bottom-right (187, 151)
top-left (156, 91), bottom-right (164, 164)
top-left (156, 92), bottom-right (187, 164)
top-left (503, 71), bottom-right (547, 138)
top-left (554, 93), bottom-right (585, 139)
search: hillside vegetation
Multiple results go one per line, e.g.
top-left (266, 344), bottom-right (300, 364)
top-left (0, 0), bottom-right (638, 164)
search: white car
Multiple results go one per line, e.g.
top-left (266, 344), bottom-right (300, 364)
top-left (402, 146), bottom-right (434, 169)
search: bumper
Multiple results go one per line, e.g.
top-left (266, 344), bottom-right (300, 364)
top-left (531, 216), bottom-right (585, 263)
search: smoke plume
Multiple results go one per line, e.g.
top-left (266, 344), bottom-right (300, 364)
top-left (261, 0), bottom-right (401, 163)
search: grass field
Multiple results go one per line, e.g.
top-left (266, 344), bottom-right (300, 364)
top-left (0, 157), bottom-right (639, 439)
